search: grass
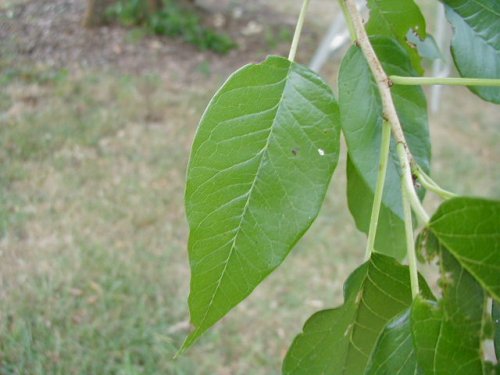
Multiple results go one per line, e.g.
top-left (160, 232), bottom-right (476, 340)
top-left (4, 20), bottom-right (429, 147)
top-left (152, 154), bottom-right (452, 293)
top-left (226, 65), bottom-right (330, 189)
top-left (0, 57), bottom-right (499, 375)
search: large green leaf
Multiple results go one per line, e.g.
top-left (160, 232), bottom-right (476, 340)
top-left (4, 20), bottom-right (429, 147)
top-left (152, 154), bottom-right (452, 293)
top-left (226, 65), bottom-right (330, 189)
top-left (369, 241), bottom-right (487, 374)
top-left (442, 0), bottom-right (500, 103)
top-left (282, 253), bottom-right (433, 375)
top-left (366, 0), bottom-right (426, 71)
top-left (339, 37), bottom-right (430, 258)
top-left (428, 197), bottom-right (500, 301)
top-left (183, 56), bottom-right (340, 349)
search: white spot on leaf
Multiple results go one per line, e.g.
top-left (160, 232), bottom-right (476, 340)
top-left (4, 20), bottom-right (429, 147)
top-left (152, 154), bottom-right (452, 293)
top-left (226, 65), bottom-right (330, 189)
top-left (318, 148), bottom-right (325, 156)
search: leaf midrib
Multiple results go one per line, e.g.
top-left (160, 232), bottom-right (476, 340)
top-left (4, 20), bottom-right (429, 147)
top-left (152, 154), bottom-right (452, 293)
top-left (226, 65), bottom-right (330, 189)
top-left (196, 62), bottom-right (295, 330)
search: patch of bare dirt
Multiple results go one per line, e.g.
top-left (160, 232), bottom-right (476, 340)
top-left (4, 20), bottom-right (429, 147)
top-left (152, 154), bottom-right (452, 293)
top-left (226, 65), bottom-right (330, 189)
top-left (0, 0), bottom-right (320, 83)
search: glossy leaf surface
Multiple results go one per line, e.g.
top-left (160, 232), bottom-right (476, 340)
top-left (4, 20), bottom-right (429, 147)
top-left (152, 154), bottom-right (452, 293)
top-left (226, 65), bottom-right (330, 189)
top-left (339, 37), bottom-right (430, 259)
top-left (443, 0), bottom-right (500, 103)
top-left (428, 197), bottom-right (500, 301)
top-left (183, 56), bottom-right (340, 348)
top-left (283, 253), bottom-right (432, 375)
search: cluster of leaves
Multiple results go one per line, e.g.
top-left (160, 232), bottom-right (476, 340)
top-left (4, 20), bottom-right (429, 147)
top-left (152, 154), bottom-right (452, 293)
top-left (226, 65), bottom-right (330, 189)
top-left (182, 0), bottom-right (499, 373)
top-left (106, 0), bottom-right (236, 54)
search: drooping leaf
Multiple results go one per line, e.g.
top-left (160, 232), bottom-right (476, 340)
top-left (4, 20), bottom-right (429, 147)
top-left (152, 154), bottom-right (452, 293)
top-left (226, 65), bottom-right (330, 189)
top-left (428, 197), bottom-right (500, 300)
top-left (369, 239), bottom-right (487, 374)
top-left (493, 300), bottom-right (500, 361)
top-left (442, 0), bottom-right (500, 103)
top-left (339, 37), bottom-right (430, 259)
top-left (346, 158), bottom-right (405, 260)
top-left (183, 56), bottom-right (340, 349)
top-left (282, 253), bottom-right (433, 375)
top-left (366, 0), bottom-right (426, 71)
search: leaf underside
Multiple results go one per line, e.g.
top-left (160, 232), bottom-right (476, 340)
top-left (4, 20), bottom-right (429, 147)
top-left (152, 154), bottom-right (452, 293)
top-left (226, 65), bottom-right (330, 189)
top-left (183, 56), bottom-right (341, 349)
top-left (283, 253), bottom-right (433, 375)
top-left (442, 0), bottom-right (500, 103)
top-left (339, 37), bottom-right (430, 259)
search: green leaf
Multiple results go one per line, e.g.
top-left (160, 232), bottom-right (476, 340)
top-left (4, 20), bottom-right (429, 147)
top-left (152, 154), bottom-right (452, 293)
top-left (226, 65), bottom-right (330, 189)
top-left (183, 56), bottom-right (340, 349)
top-left (412, 247), bottom-right (486, 374)
top-left (346, 158), bottom-right (406, 260)
top-left (365, 309), bottom-right (423, 375)
top-left (442, 0), bottom-right (500, 104)
top-left (369, 241), bottom-right (487, 374)
top-left (428, 197), bottom-right (500, 301)
top-left (339, 37), bottom-right (430, 258)
top-left (493, 300), bottom-right (500, 361)
top-left (282, 253), bottom-right (433, 375)
top-left (366, 0), bottom-right (426, 71)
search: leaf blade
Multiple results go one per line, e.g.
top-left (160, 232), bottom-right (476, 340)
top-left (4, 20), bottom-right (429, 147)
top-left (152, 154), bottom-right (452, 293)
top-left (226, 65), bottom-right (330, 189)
top-left (184, 56), bottom-right (341, 348)
top-left (283, 253), bottom-right (432, 375)
top-left (339, 37), bottom-right (430, 258)
top-left (442, 0), bottom-right (500, 103)
top-left (428, 197), bottom-right (500, 301)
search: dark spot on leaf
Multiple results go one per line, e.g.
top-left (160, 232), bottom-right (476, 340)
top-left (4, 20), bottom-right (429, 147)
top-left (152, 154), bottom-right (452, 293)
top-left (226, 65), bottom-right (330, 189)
top-left (291, 148), bottom-right (300, 156)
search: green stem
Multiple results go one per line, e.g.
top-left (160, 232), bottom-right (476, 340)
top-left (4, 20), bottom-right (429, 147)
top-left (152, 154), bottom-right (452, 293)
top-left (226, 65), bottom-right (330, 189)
top-left (401, 169), bottom-right (420, 298)
top-left (338, 0), bottom-right (357, 42)
top-left (288, 0), bottom-right (311, 62)
top-left (397, 143), bottom-right (429, 225)
top-left (414, 166), bottom-right (457, 200)
top-left (364, 120), bottom-right (391, 260)
top-left (390, 75), bottom-right (500, 87)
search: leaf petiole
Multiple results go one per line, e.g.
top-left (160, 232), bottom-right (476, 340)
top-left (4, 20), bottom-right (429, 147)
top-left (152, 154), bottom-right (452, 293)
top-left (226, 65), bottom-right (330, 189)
top-left (397, 143), bottom-right (429, 225)
top-left (288, 0), bottom-right (311, 62)
top-left (364, 120), bottom-right (391, 260)
top-left (389, 75), bottom-right (500, 87)
top-left (413, 165), bottom-right (457, 200)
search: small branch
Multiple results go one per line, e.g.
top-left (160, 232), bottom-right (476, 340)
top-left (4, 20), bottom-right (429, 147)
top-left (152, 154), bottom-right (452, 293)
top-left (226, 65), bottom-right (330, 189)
top-left (401, 169), bottom-right (420, 298)
top-left (390, 76), bottom-right (500, 87)
top-left (414, 166), bottom-right (457, 200)
top-left (288, 0), bottom-right (311, 62)
top-left (364, 120), bottom-right (391, 261)
top-left (343, 0), bottom-right (409, 158)
top-left (397, 144), bottom-right (429, 225)
top-left (338, 0), bottom-right (357, 42)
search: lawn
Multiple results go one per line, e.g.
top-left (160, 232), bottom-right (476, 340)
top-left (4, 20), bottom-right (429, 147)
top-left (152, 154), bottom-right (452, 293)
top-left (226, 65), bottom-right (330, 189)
top-left (0, 1), bottom-right (499, 374)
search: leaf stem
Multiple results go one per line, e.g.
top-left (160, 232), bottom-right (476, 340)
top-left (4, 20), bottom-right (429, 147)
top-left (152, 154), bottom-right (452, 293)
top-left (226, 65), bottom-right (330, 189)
top-left (364, 120), bottom-right (391, 260)
top-left (389, 75), bottom-right (500, 87)
top-left (288, 0), bottom-right (311, 62)
top-left (338, 0), bottom-right (357, 42)
top-left (414, 166), bottom-right (457, 200)
top-left (343, 0), bottom-right (409, 160)
top-left (401, 163), bottom-right (420, 298)
top-left (397, 143), bottom-right (429, 225)
top-left (344, 0), bottom-right (430, 225)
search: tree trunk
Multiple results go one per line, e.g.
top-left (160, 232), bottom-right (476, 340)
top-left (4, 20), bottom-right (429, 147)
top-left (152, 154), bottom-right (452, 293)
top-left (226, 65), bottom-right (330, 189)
top-left (83, 0), bottom-right (117, 28)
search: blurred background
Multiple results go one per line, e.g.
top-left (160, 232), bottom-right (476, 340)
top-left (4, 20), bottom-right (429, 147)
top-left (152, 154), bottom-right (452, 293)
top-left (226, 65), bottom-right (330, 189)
top-left (0, 0), bottom-right (498, 374)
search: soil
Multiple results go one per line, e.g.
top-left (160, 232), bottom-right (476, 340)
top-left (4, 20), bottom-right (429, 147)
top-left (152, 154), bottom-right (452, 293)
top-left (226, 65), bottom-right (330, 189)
top-left (0, 0), bottom-right (323, 84)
